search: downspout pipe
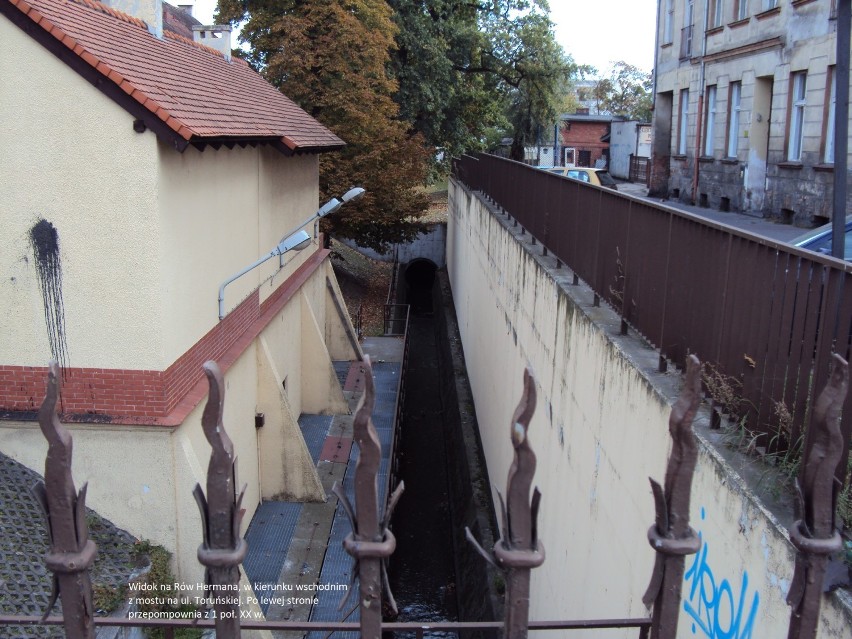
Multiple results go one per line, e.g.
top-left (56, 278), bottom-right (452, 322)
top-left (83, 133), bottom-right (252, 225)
top-left (832, 0), bottom-right (850, 259)
top-left (692, 0), bottom-right (710, 204)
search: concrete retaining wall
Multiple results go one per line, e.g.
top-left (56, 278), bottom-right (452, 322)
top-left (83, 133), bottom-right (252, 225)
top-left (446, 178), bottom-right (852, 637)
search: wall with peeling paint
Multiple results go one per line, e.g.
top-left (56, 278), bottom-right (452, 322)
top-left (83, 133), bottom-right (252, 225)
top-left (447, 179), bottom-right (852, 637)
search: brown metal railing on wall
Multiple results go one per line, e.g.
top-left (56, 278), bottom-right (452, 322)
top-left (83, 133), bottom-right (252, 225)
top-left (452, 152), bottom-right (852, 488)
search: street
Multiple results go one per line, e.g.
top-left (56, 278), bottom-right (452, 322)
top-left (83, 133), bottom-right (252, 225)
top-left (616, 181), bottom-right (807, 244)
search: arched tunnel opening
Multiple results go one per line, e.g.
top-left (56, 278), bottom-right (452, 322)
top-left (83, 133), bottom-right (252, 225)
top-left (402, 259), bottom-right (438, 314)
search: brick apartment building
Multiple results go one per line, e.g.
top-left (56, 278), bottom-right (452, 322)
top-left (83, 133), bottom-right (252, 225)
top-left (560, 110), bottom-right (615, 168)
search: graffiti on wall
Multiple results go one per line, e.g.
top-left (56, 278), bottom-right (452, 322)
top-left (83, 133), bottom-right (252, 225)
top-left (683, 508), bottom-right (760, 639)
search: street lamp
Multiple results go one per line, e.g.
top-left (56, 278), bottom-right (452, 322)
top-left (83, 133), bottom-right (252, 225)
top-left (217, 187), bottom-right (365, 320)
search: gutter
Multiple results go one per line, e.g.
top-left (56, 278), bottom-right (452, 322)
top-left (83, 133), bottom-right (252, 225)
top-left (692, 0), bottom-right (710, 204)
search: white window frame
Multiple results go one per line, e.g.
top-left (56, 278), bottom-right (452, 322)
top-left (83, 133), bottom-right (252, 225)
top-left (764, 0), bottom-right (778, 9)
top-left (704, 85), bottom-right (717, 156)
top-left (736, 0), bottom-right (748, 20)
top-left (727, 82), bottom-right (741, 157)
top-left (678, 89), bottom-right (690, 155)
top-left (787, 72), bottom-right (807, 162)
top-left (664, 0), bottom-right (674, 43)
top-left (825, 69), bottom-right (836, 163)
top-left (710, 0), bottom-right (724, 27)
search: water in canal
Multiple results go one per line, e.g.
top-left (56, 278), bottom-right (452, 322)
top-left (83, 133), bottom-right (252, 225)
top-left (388, 261), bottom-right (459, 637)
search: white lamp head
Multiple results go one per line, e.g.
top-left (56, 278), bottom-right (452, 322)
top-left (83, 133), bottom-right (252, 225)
top-left (341, 187), bottom-right (365, 203)
top-left (276, 229), bottom-right (312, 254)
top-left (317, 198), bottom-right (343, 219)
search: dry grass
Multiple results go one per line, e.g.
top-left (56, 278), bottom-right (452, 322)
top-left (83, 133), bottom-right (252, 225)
top-left (331, 239), bottom-right (392, 337)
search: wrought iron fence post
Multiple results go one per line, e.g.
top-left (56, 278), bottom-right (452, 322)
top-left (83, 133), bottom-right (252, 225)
top-left (642, 354), bottom-right (702, 639)
top-left (334, 356), bottom-right (404, 639)
top-left (786, 354), bottom-right (848, 639)
top-left (32, 361), bottom-right (97, 639)
top-left (467, 368), bottom-right (544, 639)
top-left (194, 361), bottom-right (248, 639)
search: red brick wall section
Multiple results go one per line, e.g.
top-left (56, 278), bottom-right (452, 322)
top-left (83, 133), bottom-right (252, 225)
top-left (163, 289), bottom-right (259, 413)
top-left (0, 249), bottom-right (331, 425)
top-left (562, 122), bottom-right (610, 166)
top-left (0, 365), bottom-right (165, 418)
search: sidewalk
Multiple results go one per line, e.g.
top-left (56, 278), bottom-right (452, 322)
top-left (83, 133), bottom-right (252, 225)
top-left (614, 181), bottom-right (805, 243)
top-left (241, 337), bottom-right (405, 638)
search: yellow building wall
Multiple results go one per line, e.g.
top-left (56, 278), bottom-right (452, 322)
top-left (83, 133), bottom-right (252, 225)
top-left (0, 12), bottom-right (163, 370)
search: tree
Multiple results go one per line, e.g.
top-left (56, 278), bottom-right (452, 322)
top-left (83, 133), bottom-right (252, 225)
top-left (593, 61), bottom-right (653, 121)
top-left (387, 0), bottom-right (579, 166)
top-left (216, 0), bottom-right (430, 251)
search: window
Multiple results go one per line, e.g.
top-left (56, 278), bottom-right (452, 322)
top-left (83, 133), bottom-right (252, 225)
top-left (681, 0), bottom-right (695, 57)
top-left (664, 0), bottom-right (674, 42)
top-left (764, 0), bottom-right (778, 8)
top-left (787, 72), bottom-right (807, 162)
top-left (824, 68), bottom-right (836, 163)
top-left (726, 82), bottom-right (741, 157)
top-left (710, 0), bottom-right (724, 27)
top-left (734, 0), bottom-right (748, 20)
top-left (678, 89), bottom-right (690, 155)
top-left (703, 86), bottom-right (717, 155)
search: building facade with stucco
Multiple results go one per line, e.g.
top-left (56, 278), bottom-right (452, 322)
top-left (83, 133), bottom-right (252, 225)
top-left (0, 0), bottom-right (360, 583)
top-left (651, 0), bottom-right (851, 223)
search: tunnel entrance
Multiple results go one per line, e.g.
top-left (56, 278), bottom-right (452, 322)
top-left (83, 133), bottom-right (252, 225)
top-left (403, 259), bottom-right (438, 314)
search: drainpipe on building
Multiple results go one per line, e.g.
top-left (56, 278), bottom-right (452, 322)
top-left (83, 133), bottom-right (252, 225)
top-left (831, 0), bottom-right (850, 259)
top-left (691, 0), bottom-right (711, 204)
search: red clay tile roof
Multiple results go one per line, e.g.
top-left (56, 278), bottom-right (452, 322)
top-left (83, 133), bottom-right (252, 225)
top-left (1, 0), bottom-right (344, 153)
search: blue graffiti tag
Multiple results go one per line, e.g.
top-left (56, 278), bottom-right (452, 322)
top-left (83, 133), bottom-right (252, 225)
top-left (683, 509), bottom-right (760, 638)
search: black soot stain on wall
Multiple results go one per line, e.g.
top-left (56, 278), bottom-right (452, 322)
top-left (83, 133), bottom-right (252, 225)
top-left (29, 219), bottom-right (69, 372)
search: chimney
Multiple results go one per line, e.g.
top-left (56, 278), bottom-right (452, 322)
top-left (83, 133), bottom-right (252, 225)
top-left (102, 0), bottom-right (163, 38)
top-left (193, 25), bottom-right (232, 61)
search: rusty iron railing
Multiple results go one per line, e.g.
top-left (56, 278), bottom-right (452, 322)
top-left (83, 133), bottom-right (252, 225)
top-left (8, 356), bottom-right (851, 638)
top-left (7, 360), bottom-right (655, 638)
top-left (787, 354), bottom-right (849, 639)
top-left (31, 362), bottom-right (97, 639)
top-left (643, 354), bottom-right (702, 639)
top-left (383, 303), bottom-right (410, 336)
top-left (466, 368), bottom-right (545, 639)
top-left (453, 152), bottom-right (852, 489)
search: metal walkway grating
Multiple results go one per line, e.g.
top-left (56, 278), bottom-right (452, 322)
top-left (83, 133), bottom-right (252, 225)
top-left (243, 501), bottom-right (303, 614)
top-left (299, 414), bottom-right (334, 465)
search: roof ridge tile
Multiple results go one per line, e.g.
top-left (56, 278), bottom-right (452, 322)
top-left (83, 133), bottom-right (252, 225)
top-left (67, 0), bottom-right (146, 29)
top-left (163, 29), bottom-right (223, 60)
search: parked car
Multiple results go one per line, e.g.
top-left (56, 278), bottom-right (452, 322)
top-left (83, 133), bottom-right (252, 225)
top-left (542, 166), bottom-right (618, 190)
top-left (791, 217), bottom-right (852, 261)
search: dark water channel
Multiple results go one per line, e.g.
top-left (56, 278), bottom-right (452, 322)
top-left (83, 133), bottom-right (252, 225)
top-left (388, 262), bottom-right (459, 636)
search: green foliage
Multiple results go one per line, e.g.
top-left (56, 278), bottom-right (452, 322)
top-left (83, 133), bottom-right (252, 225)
top-left (216, 0), bottom-right (430, 252)
top-left (131, 541), bottom-right (203, 639)
top-left (387, 0), bottom-right (581, 165)
top-left (214, 0), bottom-right (581, 245)
top-left (93, 583), bottom-right (127, 614)
top-left (593, 61), bottom-right (653, 121)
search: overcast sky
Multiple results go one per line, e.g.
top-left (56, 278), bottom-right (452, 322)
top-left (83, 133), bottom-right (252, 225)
top-left (549, 0), bottom-right (657, 75)
top-left (190, 0), bottom-right (658, 77)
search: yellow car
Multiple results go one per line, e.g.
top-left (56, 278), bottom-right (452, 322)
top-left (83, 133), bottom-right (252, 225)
top-left (543, 166), bottom-right (619, 190)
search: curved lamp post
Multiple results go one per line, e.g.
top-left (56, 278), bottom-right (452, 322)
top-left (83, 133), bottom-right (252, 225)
top-left (217, 187), bottom-right (365, 320)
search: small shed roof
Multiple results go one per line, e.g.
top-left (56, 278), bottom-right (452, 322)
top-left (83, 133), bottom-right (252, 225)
top-left (0, 0), bottom-right (345, 153)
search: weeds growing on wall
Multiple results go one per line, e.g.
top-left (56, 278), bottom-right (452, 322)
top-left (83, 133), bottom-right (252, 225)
top-left (131, 541), bottom-right (203, 639)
